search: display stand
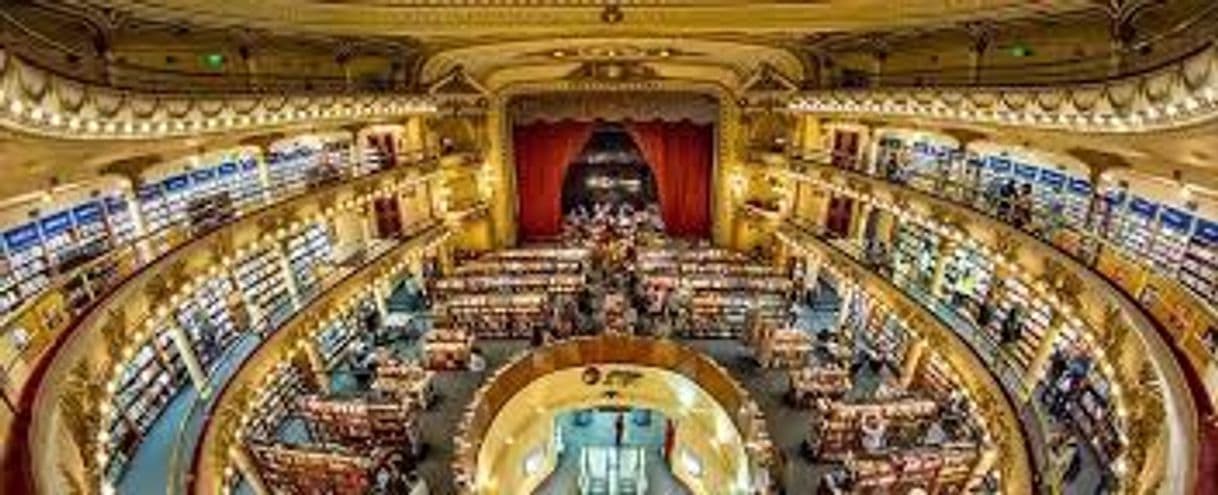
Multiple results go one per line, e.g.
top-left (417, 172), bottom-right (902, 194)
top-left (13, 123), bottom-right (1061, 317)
top-left (249, 442), bottom-right (390, 495)
top-left (422, 328), bottom-right (474, 370)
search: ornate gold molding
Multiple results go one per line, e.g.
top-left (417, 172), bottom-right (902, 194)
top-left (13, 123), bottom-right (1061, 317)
top-left (0, 48), bottom-right (435, 140)
top-left (790, 44), bottom-right (1218, 133)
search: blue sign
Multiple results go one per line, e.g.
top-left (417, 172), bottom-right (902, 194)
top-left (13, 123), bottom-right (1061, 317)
top-left (1068, 178), bottom-right (1092, 195)
top-left (988, 156), bottom-right (1012, 173)
top-left (105, 196), bottom-right (127, 212)
top-left (1160, 207), bottom-right (1194, 232)
top-left (191, 168), bottom-right (216, 183)
top-left (164, 174), bottom-right (190, 192)
top-left (1195, 219), bottom-right (1218, 244)
top-left (40, 211), bottom-right (72, 235)
top-left (1039, 170), bottom-right (1066, 188)
top-left (3, 223), bottom-right (40, 251)
top-left (137, 184), bottom-right (162, 201)
top-left (1128, 197), bottom-right (1159, 218)
top-left (1103, 189), bottom-right (1126, 205)
top-left (1016, 163), bottom-right (1039, 180)
top-left (218, 162), bottom-right (238, 176)
top-left (73, 202), bottom-right (104, 224)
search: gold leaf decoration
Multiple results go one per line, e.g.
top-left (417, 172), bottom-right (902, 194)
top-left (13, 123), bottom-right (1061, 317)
top-left (59, 359), bottom-right (105, 492)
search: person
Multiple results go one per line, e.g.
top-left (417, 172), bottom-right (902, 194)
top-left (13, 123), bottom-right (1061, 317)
top-left (663, 418), bottom-right (677, 461)
top-left (530, 323), bottom-right (544, 347)
top-left (374, 465), bottom-right (392, 493)
top-left (614, 412), bottom-right (626, 447)
top-left (468, 347), bottom-right (486, 373)
top-left (1050, 434), bottom-right (1080, 489)
top-left (976, 293), bottom-right (996, 330)
top-left (406, 472), bottom-right (429, 495)
top-left (819, 466), bottom-right (855, 495)
top-left (997, 180), bottom-right (1017, 220)
top-left (1001, 306), bottom-right (1023, 344)
top-left (1014, 183), bottom-right (1034, 229)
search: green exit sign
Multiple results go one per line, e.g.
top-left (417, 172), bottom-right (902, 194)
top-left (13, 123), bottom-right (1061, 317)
top-left (1010, 44), bottom-right (1033, 57)
top-left (203, 53), bottom-right (225, 68)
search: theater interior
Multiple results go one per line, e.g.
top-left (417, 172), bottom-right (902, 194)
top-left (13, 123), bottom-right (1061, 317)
top-left (1, 1), bottom-right (1217, 494)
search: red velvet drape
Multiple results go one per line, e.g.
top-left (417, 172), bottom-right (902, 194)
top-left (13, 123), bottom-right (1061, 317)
top-left (513, 121), bottom-right (595, 239)
top-left (627, 121), bottom-right (713, 237)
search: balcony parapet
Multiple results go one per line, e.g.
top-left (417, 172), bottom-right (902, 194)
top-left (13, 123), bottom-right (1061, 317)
top-left (790, 43), bottom-right (1218, 134)
top-left (779, 160), bottom-right (1201, 494)
top-left (775, 222), bottom-right (1033, 495)
top-left (190, 224), bottom-right (450, 495)
top-left (0, 48), bottom-right (436, 140)
top-left (1, 159), bottom-right (443, 495)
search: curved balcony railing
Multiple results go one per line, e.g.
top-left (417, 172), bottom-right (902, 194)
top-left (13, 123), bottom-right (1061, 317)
top-left (0, 47), bottom-right (436, 141)
top-left (791, 34), bottom-right (1218, 134)
top-left (0, 150), bottom-right (436, 408)
top-left (185, 223), bottom-right (450, 495)
top-left (0, 154), bottom-right (448, 495)
top-left (822, 4), bottom-right (1218, 90)
top-left (0, 10), bottom-right (405, 97)
top-left (772, 155), bottom-right (1204, 494)
top-left (773, 224), bottom-right (1034, 495)
top-left (185, 225), bottom-right (453, 494)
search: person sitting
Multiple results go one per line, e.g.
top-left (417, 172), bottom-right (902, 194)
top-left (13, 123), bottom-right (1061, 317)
top-left (468, 347), bottom-right (486, 373)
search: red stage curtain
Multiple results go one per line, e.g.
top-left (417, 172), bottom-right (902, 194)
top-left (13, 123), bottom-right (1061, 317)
top-left (513, 121), bottom-right (595, 239)
top-left (627, 121), bottom-right (713, 237)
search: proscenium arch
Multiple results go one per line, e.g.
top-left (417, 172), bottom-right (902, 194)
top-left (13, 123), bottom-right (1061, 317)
top-left (485, 81), bottom-right (740, 246)
top-left (453, 336), bottom-right (770, 495)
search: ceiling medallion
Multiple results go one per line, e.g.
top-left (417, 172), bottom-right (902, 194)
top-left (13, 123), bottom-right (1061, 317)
top-left (600, 4), bottom-right (624, 24)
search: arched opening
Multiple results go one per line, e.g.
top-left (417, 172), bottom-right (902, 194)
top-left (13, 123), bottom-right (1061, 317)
top-left (560, 123), bottom-right (659, 216)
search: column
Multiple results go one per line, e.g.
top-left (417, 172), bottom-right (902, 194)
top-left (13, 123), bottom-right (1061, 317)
top-left (438, 242), bottom-right (455, 276)
top-left (124, 189), bottom-right (156, 263)
top-left (372, 282), bottom-right (389, 320)
top-left (899, 338), bottom-right (929, 389)
top-left (929, 239), bottom-right (957, 299)
top-left (256, 148), bottom-right (274, 204)
top-left (301, 339), bottom-right (331, 395)
top-left (835, 282), bottom-right (856, 330)
top-left (274, 239), bottom-right (302, 307)
top-left (1022, 312), bottom-right (1066, 399)
top-left (166, 317), bottom-right (211, 397)
top-left (230, 445), bottom-right (271, 495)
top-left (853, 202), bottom-right (874, 244)
top-left (404, 115), bottom-right (425, 156)
top-left (800, 115), bottom-right (822, 159)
